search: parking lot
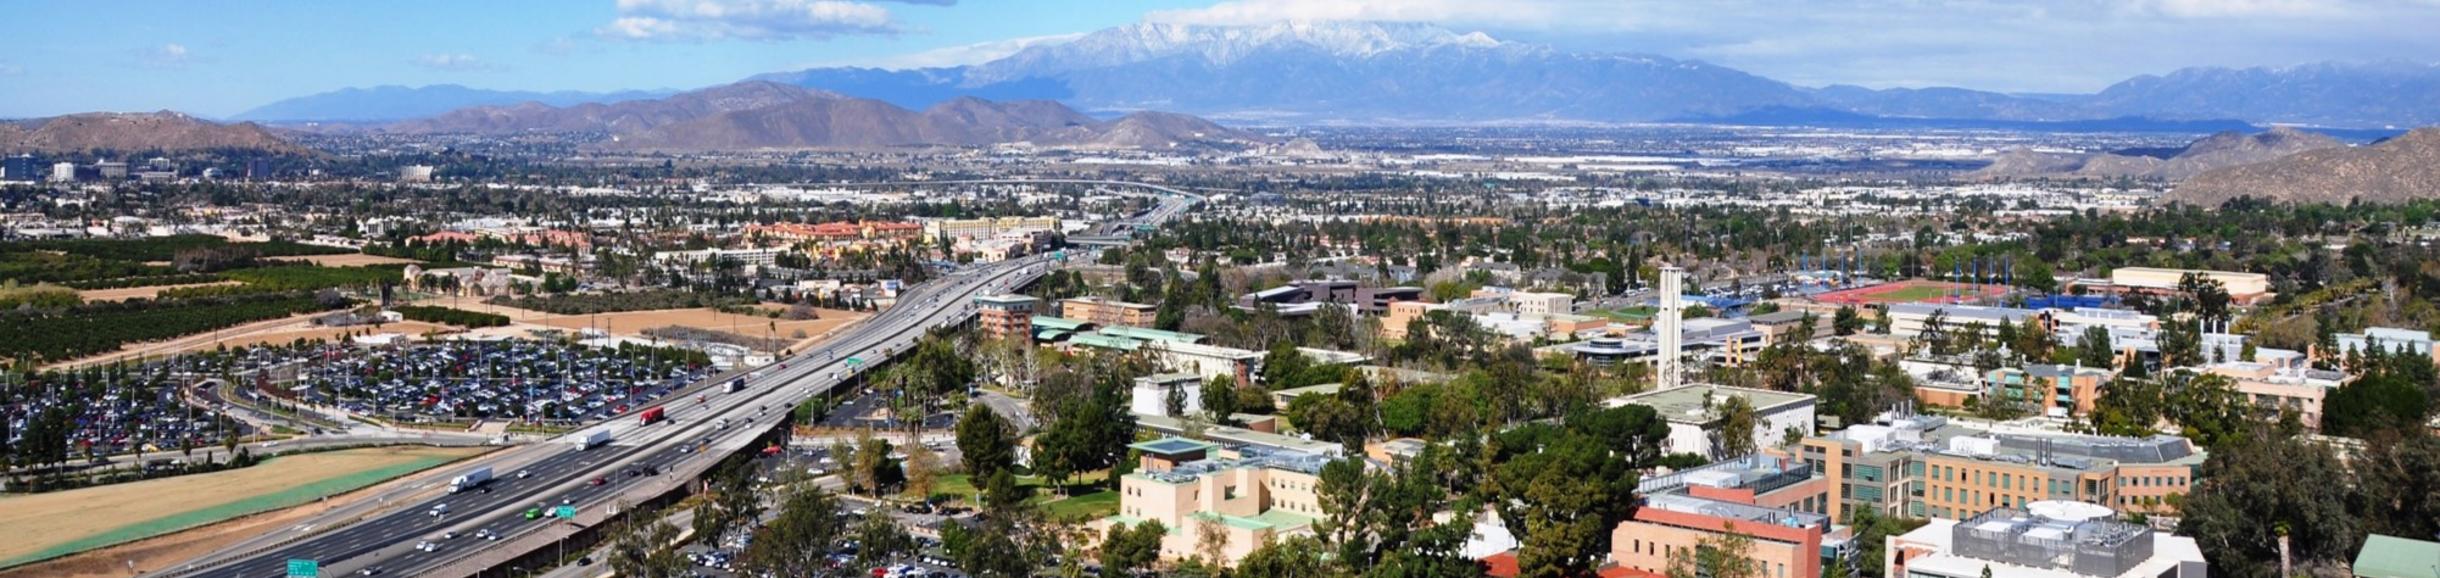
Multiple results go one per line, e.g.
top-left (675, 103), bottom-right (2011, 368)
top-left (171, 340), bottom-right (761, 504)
top-left (292, 340), bottom-right (715, 424)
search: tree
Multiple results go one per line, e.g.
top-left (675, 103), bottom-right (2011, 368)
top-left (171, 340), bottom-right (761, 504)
top-left (1664, 524), bottom-right (1762, 578)
top-left (2179, 435), bottom-right (2360, 578)
top-left (853, 508), bottom-right (915, 569)
top-left (1833, 305), bottom-right (1863, 336)
top-left (2077, 326), bottom-right (2116, 369)
top-left (2088, 377), bottom-right (2165, 437)
top-left (1234, 535), bottom-right (1335, 578)
top-left (1491, 405), bottom-right (1669, 578)
top-left (605, 504), bottom-right (689, 578)
top-left (957, 403), bottom-right (1017, 481)
top-left (1099, 520), bottom-right (1168, 577)
top-left (1716, 393), bottom-right (1759, 458)
top-left (694, 461), bottom-right (763, 546)
top-left (737, 485), bottom-right (847, 574)
top-left (905, 442), bottom-right (941, 500)
top-left (1316, 443), bottom-right (1486, 578)
top-left (1201, 375), bottom-right (1241, 423)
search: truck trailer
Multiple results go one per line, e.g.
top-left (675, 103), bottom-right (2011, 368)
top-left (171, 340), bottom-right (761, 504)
top-left (447, 466), bottom-right (494, 493)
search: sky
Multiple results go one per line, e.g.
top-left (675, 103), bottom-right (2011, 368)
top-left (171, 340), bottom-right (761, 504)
top-left (2, 0), bottom-right (2437, 118)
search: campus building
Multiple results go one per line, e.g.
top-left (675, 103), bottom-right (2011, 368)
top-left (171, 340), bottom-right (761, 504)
top-left (2201, 362), bottom-right (2349, 431)
top-left (1609, 385), bottom-right (1818, 461)
top-left (1101, 439), bottom-right (1331, 566)
top-left (2089, 267), bottom-right (2272, 305)
top-left (1611, 454), bottom-right (1853, 578)
top-left (1236, 280), bottom-right (1424, 315)
top-left (1887, 304), bottom-right (2039, 342)
top-left (1062, 296), bottom-right (1159, 327)
top-left (1980, 364), bottom-right (2113, 419)
top-left (1886, 501), bottom-right (2206, 578)
top-left (974, 294), bottom-right (1039, 342)
top-left (1800, 414), bottom-right (2206, 524)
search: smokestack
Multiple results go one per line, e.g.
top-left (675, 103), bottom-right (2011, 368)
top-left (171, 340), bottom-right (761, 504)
top-left (1659, 265), bottom-right (1685, 391)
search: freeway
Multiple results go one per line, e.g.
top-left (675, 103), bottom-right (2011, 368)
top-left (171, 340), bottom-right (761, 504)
top-left (158, 183), bottom-right (1199, 578)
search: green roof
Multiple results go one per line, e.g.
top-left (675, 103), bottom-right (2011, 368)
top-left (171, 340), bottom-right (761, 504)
top-left (1067, 333), bottom-right (1143, 351)
top-left (1188, 510), bottom-right (1316, 531)
top-left (1096, 325), bottom-right (1206, 345)
top-left (2354, 534), bottom-right (2440, 578)
top-left (1031, 315), bottom-right (1091, 331)
top-left (1248, 509), bottom-right (1318, 530)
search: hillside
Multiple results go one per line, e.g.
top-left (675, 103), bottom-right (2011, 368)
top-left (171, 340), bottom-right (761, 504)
top-left (2172, 128), bottom-right (2440, 205)
top-left (234, 85), bottom-right (674, 123)
top-left (1972, 127), bottom-right (2342, 180)
top-left (388, 81), bottom-right (827, 134)
top-left (606, 90), bottom-right (1256, 151)
top-left (0, 112), bottom-right (301, 154)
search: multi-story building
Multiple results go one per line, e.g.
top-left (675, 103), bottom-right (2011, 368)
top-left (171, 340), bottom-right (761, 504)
top-left (1887, 304), bottom-right (2038, 342)
top-left (1980, 364), bottom-right (2112, 418)
top-left (1613, 455), bottom-right (1851, 578)
top-left (653, 247), bottom-right (782, 267)
top-left (1800, 415), bottom-right (2206, 524)
top-left (94, 160), bottom-right (128, 180)
top-left (399, 165), bottom-right (436, 182)
top-left (0, 154), bottom-right (38, 182)
top-left (973, 294), bottom-right (1039, 342)
top-left (1062, 296), bottom-right (1158, 327)
top-left (1381, 300), bottom-right (1445, 340)
top-left (2334, 327), bottom-right (2440, 364)
top-left (1102, 439), bottom-right (1330, 566)
top-left (1236, 280), bottom-right (1424, 315)
top-left (51, 161), bottom-right (77, 183)
top-left (1506, 290), bottom-right (1574, 318)
top-left (1611, 385), bottom-right (1818, 461)
top-left (2089, 266), bottom-right (2272, 305)
top-left (2201, 362), bottom-right (2348, 431)
top-left (1887, 501), bottom-right (2206, 578)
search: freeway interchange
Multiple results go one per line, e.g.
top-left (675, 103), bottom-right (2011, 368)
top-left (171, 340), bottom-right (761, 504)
top-left (155, 182), bottom-right (1199, 578)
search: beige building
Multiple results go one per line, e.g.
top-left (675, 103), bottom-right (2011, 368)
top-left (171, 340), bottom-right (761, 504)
top-left (2099, 267), bottom-right (2272, 304)
top-left (1506, 291), bottom-right (1574, 318)
top-left (1102, 438), bottom-right (1329, 566)
top-left (1063, 296), bottom-right (1158, 327)
top-left (2202, 362), bottom-right (2347, 431)
top-left (1380, 300), bottom-right (1444, 340)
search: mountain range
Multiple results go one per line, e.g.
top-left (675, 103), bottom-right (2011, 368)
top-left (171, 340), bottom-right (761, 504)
top-left (387, 81), bottom-right (1258, 151)
top-left (2172, 128), bottom-right (2440, 205)
top-left (234, 85), bottom-right (675, 123)
top-left (1973, 127), bottom-right (2345, 180)
top-left (250, 22), bottom-right (2440, 128)
top-left (1, 112), bottom-right (301, 154)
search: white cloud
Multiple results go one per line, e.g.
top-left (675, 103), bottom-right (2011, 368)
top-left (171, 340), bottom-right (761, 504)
top-left (1146, 0), bottom-right (1568, 28)
top-left (842, 33), bottom-right (1086, 69)
top-left (600, 0), bottom-right (903, 41)
top-left (415, 53), bottom-right (504, 72)
top-left (141, 43), bottom-right (193, 69)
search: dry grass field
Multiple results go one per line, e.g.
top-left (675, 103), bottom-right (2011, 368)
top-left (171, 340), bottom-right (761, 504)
top-left (0, 445), bottom-right (489, 569)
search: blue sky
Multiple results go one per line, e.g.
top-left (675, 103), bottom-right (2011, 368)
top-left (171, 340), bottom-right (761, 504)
top-left (3, 0), bottom-right (2437, 118)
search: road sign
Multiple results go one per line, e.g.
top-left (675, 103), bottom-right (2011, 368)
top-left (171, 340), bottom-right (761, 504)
top-left (555, 505), bottom-right (578, 519)
top-left (845, 356), bottom-right (864, 367)
top-left (286, 559), bottom-right (318, 578)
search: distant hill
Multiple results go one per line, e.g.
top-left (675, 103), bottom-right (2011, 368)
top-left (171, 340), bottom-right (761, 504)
top-left (1972, 127), bottom-right (2343, 180)
top-left (2085, 61), bottom-right (2440, 128)
top-left (389, 81), bottom-right (825, 134)
top-left (2172, 128), bottom-right (2440, 205)
top-left (606, 89), bottom-right (1257, 151)
top-left (0, 112), bottom-right (301, 154)
top-left (234, 85), bottom-right (674, 123)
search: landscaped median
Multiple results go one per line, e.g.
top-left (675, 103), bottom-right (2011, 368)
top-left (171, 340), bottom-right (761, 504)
top-left (0, 445), bottom-right (490, 569)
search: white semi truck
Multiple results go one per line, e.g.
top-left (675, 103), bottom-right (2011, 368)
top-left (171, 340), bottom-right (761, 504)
top-left (570, 429), bottom-right (613, 449)
top-left (446, 466), bottom-right (494, 493)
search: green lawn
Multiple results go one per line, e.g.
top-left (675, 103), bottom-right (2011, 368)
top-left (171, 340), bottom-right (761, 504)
top-left (921, 470), bottom-right (1117, 520)
top-left (1589, 306), bottom-right (1655, 322)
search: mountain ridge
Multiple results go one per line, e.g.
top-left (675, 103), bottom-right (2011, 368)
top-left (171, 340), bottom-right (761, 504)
top-left (1, 111), bottom-right (303, 154)
top-left (2172, 128), bottom-right (2440, 205)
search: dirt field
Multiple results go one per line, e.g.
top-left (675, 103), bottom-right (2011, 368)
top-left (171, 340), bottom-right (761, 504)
top-left (45, 316), bottom-right (456, 370)
top-left (75, 281), bottom-right (243, 302)
top-left (433, 300), bottom-right (869, 352)
top-left (266, 253), bottom-right (421, 267)
top-left (0, 445), bottom-right (489, 571)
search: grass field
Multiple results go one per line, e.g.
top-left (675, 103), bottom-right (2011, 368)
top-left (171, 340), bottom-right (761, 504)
top-left (1588, 306), bottom-right (1656, 322)
top-left (75, 281), bottom-right (243, 302)
top-left (1813, 279), bottom-right (2006, 305)
top-left (0, 445), bottom-right (488, 568)
top-left (266, 253), bottom-right (422, 267)
top-left (923, 470), bottom-right (1120, 521)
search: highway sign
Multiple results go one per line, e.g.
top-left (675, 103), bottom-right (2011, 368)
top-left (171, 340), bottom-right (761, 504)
top-left (555, 505), bottom-right (578, 519)
top-left (285, 559), bottom-right (318, 578)
top-left (845, 356), bottom-right (864, 367)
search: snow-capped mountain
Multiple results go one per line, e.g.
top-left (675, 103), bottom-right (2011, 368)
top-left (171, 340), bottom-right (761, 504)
top-left (966, 21), bottom-right (1500, 82)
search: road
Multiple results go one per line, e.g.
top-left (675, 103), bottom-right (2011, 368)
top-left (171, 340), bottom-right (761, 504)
top-left (156, 183), bottom-right (1199, 578)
